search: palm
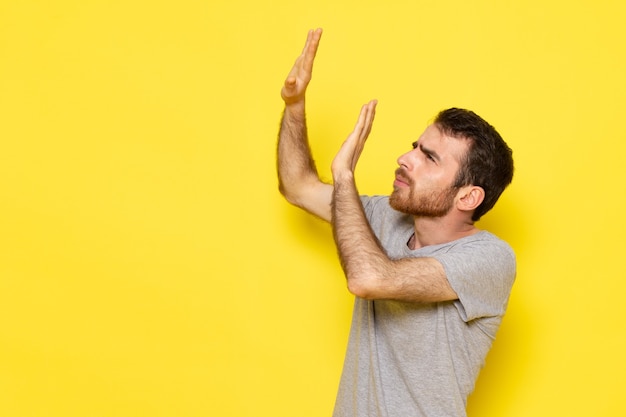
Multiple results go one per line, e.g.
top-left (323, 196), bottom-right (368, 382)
top-left (332, 101), bottom-right (378, 176)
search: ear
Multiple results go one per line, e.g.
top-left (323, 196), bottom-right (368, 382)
top-left (456, 185), bottom-right (485, 212)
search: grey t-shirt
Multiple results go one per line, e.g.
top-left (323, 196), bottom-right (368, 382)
top-left (333, 196), bottom-right (516, 417)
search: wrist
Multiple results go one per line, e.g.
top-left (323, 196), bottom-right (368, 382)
top-left (332, 169), bottom-right (355, 185)
top-left (284, 99), bottom-right (306, 113)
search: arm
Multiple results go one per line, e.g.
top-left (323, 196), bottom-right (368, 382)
top-left (330, 103), bottom-right (458, 302)
top-left (277, 28), bottom-right (333, 222)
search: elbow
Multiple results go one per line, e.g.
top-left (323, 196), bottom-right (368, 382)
top-left (346, 275), bottom-right (379, 300)
top-left (278, 182), bottom-right (304, 209)
top-left (278, 180), bottom-right (298, 205)
top-left (278, 181), bottom-right (289, 200)
top-left (278, 174), bottom-right (309, 205)
top-left (277, 177), bottom-right (289, 198)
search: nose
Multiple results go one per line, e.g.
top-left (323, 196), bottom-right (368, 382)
top-left (397, 149), bottom-right (416, 170)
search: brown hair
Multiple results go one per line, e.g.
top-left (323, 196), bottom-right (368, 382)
top-left (434, 108), bottom-right (514, 221)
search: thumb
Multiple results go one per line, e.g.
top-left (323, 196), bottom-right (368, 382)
top-left (282, 77), bottom-right (297, 97)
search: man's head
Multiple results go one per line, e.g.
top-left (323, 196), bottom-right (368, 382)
top-left (434, 108), bottom-right (514, 221)
top-left (389, 108), bottom-right (514, 222)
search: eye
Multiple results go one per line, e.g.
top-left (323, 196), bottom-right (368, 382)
top-left (426, 153), bottom-right (436, 162)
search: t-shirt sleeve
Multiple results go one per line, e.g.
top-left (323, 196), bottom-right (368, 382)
top-left (433, 237), bottom-right (516, 324)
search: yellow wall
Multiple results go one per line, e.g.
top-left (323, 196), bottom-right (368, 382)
top-left (1, 1), bottom-right (625, 416)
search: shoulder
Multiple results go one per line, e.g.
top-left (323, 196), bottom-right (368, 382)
top-left (434, 231), bottom-right (517, 290)
top-left (431, 231), bottom-right (514, 259)
top-left (436, 232), bottom-right (517, 323)
top-left (424, 231), bottom-right (516, 289)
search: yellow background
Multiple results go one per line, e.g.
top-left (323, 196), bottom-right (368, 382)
top-left (1, 1), bottom-right (625, 416)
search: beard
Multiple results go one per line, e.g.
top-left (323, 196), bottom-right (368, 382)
top-left (389, 170), bottom-right (458, 218)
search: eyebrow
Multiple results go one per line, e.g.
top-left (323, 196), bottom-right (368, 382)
top-left (413, 141), bottom-right (441, 162)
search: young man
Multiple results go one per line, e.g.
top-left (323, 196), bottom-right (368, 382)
top-left (277, 28), bottom-right (516, 417)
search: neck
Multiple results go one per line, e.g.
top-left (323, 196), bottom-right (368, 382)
top-left (409, 215), bottom-right (478, 250)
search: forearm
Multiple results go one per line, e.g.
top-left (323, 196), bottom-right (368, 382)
top-left (331, 173), bottom-right (390, 297)
top-left (277, 103), bottom-right (333, 221)
top-left (277, 103), bottom-right (319, 202)
top-left (331, 174), bottom-right (456, 302)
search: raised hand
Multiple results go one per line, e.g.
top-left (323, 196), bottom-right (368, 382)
top-left (281, 28), bottom-right (323, 105)
top-left (332, 100), bottom-right (378, 180)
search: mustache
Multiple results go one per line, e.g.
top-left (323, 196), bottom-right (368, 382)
top-left (394, 168), bottom-right (413, 186)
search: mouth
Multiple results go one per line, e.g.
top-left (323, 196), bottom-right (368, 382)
top-left (393, 178), bottom-right (409, 188)
top-left (393, 169), bottom-right (411, 188)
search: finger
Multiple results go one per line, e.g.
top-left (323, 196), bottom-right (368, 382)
top-left (347, 104), bottom-right (372, 167)
top-left (284, 76), bottom-right (296, 87)
top-left (353, 100), bottom-right (377, 140)
top-left (348, 104), bottom-right (368, 140)
top-left (300, 29), bottom-right (313, 56)
top-left (302, 28), bottom-right (322, 73)
top-left (355, 100), bottom-right (376, 140)
top-left (281, 76), bottom-right (296, 95)
top-left (341, 105), bottom-right (371, 166)
top-left (361, 100), bottom-right (377, 139)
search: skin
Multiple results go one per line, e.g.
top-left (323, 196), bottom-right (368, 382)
top-left (277, 29), bottom-right (486, 303)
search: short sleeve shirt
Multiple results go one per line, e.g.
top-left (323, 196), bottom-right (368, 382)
top-left (333, 196), bottom-right (516, 417)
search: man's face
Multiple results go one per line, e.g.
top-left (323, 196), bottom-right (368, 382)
top-left (389, 124), bottom-right (469, 217)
